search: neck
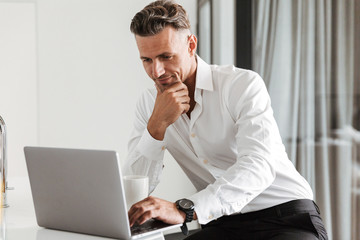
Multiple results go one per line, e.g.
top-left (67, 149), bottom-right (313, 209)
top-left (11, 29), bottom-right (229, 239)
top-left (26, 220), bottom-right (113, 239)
top-left (184, 56), bottom-right (197, 99)
top-left (184, 56), bottom-right (197, 118)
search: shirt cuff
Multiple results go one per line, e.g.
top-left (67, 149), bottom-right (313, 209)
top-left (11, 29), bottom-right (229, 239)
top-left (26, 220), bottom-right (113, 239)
top-left (188, 187), bottom-right (223, 225)
top-left (188, 186), bottom-right (250, 225)
top-left (135, 128), bottom-right (166, 160)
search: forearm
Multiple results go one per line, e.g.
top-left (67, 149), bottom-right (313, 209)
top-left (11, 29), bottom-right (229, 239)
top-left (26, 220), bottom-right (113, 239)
top-left (124, 128), bottom-right (166, 193)
top-left (188, 154), bottom-right (275, 224)
top-left (147, 115), bottom-right (168, 140)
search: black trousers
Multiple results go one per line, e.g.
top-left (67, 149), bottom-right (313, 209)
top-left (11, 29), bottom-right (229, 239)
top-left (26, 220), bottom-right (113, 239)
top-left (185, 199), bottom-right (328, 240)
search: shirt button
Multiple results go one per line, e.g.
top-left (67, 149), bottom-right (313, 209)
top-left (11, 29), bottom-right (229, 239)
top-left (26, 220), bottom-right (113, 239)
top-left (191, 133), bottom-right (196, 138)
top-left (161, 146), bottom-right (166, 151)
top-left (208, 215), bottom-right (213, 220)
top-left (203, 159), bottom-right (208, 164)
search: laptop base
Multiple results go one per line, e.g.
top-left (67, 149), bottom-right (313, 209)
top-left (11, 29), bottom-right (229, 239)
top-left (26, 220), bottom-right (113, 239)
top-left (134, 232), bottom-right (165, 240)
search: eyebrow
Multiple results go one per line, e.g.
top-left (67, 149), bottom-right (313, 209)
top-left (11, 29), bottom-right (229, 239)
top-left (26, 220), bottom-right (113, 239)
top-left (140, 52), bottom-right (173, 60)
top-left (140, 56), bottom-right (150, 60)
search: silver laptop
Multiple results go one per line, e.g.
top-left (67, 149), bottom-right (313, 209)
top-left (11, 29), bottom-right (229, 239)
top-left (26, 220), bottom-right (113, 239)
top-left (24, 146), bottom-right (181, 240)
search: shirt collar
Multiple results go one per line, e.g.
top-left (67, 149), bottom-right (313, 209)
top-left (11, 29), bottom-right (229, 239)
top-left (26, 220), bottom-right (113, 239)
top-left (195, 55), bottom-right (213, 92)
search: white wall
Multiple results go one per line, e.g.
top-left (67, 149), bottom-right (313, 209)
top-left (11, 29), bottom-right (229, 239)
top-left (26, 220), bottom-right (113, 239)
top-left (1, 0), bottom-right (198, 230)
top-left (0, 2), bottom-right (38, 178)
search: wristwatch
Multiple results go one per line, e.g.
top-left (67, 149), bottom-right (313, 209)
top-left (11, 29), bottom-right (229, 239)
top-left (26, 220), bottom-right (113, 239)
top-left (175, 198), bottom-right (194, 235)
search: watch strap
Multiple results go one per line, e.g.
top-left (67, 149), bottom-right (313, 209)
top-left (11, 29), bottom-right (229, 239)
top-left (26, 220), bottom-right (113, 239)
top-left (180, 222), bottom-right (189, 235)
top-left (184, 209), bottom-right (194, 223)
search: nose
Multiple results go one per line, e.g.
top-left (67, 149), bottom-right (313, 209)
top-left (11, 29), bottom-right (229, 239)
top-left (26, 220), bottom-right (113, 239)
top-left (152, 60), bottom-right (165, 79)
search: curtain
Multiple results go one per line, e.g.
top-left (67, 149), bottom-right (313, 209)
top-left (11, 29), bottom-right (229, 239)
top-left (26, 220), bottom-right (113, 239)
top-left (252, 0), bottom-right (360, 239)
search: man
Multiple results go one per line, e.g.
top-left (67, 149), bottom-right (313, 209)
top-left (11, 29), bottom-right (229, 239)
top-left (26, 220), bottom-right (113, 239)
top-left (124, 0), bottom-right (328, 239)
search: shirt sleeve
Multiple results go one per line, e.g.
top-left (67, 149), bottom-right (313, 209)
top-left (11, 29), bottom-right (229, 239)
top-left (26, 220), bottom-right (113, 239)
top-left (123, 90), bottom-right (166, 193)
top-left (188, 71), bottom-right (277, 224)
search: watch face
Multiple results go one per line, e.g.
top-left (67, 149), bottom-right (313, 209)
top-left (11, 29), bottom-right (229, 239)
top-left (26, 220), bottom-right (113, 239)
top-left (179, 199), bottom-right (194, 209)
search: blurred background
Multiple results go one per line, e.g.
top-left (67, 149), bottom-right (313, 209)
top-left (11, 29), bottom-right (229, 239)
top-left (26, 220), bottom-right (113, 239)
top-left (0, 0), bottom-right (359, 239)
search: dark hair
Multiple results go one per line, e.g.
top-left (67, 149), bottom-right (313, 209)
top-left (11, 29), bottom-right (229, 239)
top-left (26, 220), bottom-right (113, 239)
top-left (130, 0), bottom-right (191, 36)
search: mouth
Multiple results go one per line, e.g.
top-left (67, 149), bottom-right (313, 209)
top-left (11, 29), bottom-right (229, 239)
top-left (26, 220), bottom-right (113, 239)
top-left (156, 75), bottom-right (174, 85)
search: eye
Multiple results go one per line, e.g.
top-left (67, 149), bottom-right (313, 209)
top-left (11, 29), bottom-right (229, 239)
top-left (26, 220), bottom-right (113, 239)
top-left (162, 55), bottom-right (172, 60)
top-left (142, 58), bottom-right (152, 63)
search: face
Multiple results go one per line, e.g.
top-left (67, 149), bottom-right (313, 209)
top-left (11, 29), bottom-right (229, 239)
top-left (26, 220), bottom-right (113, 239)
top-left (135, 26), bottom-right (197, 91)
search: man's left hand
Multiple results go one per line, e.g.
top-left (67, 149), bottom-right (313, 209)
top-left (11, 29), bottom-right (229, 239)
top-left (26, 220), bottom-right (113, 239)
top-left (128, 196), bottom-right (186, 226)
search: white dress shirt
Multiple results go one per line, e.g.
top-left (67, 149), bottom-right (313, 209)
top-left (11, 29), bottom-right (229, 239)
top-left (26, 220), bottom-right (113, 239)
top-left (124, 56), bottom-right (313, 225)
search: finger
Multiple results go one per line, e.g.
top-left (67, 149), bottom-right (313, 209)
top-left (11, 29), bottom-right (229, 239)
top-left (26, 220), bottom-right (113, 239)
top-left (174, 72), bottom-right (182, 83)
top-left (130, 208), bottom-right (149, 226)
top-left (128, 198), bottom-right (155, 226)
top-left (163, 88), bottom-right (188, 100)
top-left (182, 103), bottom-right (190, 114)
top-left (165, 82), bottom-right (188, 95)
top-left (178, 86), bottom-right (189, 95)
top-left (128, 203), bottom-right (144, 226)
top-left (137, 211), bottom-right (154, 225)
top-left (178, 95), bottom-right (190, 104)
top-left (128, 205), bottom-right (138, 221)
top-left (129, 206), bottom-right (149, 226)
top-left (129, 202), bottom-right (148, 219)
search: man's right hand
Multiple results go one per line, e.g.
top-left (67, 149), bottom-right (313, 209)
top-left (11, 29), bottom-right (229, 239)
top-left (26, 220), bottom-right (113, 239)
top-left (147, 73), bottom-right (190, 140)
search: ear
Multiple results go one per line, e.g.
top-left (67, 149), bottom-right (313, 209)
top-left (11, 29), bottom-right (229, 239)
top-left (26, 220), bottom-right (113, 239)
top-left (188, 34), bottom-right (197, 56)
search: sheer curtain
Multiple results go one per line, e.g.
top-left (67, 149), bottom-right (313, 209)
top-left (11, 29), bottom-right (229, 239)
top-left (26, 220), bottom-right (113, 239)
top-left (252, 1), bottom-right (359, 239)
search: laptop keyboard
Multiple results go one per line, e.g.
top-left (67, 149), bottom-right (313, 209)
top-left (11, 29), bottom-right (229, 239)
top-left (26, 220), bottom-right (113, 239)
top-left (131, 219), bottom-right (173, 236)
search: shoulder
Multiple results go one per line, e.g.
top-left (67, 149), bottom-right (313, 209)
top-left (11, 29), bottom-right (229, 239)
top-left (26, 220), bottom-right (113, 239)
top-left (210, 65), bottom-right (265, 95)
top-left (210, 65), bottom-right (270, 120)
